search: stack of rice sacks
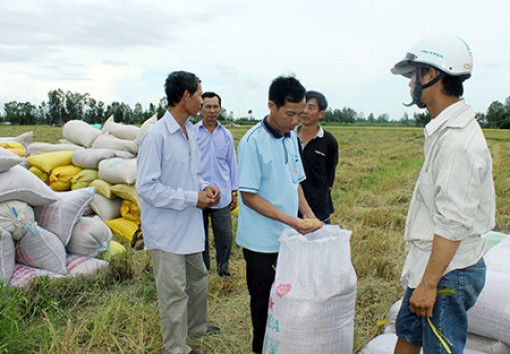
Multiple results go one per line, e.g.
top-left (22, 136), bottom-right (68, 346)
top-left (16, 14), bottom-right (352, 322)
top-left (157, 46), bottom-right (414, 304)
top-left (0, 137), bottom-right (112, 287)
top-left (23, 115), bottom-right (156, 245)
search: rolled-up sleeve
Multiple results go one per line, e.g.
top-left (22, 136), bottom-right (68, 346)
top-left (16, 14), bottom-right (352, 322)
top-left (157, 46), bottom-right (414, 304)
top-left (433, 143), bottom-right (483, 241)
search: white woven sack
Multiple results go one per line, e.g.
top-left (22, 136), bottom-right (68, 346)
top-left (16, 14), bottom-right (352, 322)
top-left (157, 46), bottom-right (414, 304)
top-left (92, 134), bottom-right (138, 155)
top-left (136, 113), bottom-right (157, 144)
top-left (90, 194), bottom-right (122, 220)
top-left (66, 254), bottom-right (109, 276)
top-left (0, 200), bottom-right (36, 241)
top-left (16, 226), bottom-right (68, 275)
top-left (59, 138), bottom-right (80, 146)
top-left (263, 225), bottom-right (357, 354)
top-left (72, 148), bottom-right (134, 169)
top-left (98, 157), bottom-right (137, 184)
top-left (467, 333), bottom-right (510, 354)
top-left (26, 142), bottom-right (84, 156)
top-left (467, 270), bottom-right (510, 346)
top-left (0, 147), bottom-right (23, 172)
top-left (0, 131), bottom-right (33, 147)
top-left (383, 300), bottom-right (402, 334)
top-left (102, 116), bottom-right (140, 140)
top-left (67, 216), bottom-right (112, 258)
top-left (484, 236), bottom-right (510, 274)
top-left (0, 228), bottom-right (15, 283)
top-left (0, 165), bottom-right (58, 206)
top-left (34, 187), bottom-right (95, 245)
top-left (62, 120), bottom-right (102, 148)
top-left (8, 263), bottom-right (63, 287)
top-left (358, 333), bottom-right (486, 354)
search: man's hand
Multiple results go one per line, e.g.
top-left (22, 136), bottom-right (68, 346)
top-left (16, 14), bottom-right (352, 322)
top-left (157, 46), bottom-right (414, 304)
top-left (408, 235), bottom-right (460, 318)
top-left (204, 186), bottom-right (221, 205)
top-left (230, 191), bottom-right (238, 211)
top-left (291, 217), bottom-right (322, 235)
top-left (409, 281), bottom-right (437, 318)
top-left (197, 186), bottom-right (221, 209)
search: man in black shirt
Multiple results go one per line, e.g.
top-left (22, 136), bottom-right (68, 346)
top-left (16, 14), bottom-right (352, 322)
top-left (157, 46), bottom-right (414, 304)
top-left (297, 91), bottom-right (339, 223)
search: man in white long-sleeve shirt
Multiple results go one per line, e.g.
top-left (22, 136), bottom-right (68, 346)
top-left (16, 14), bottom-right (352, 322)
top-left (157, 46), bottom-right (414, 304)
top-left (391, 34), bottom-right (496, 354)
top-left (137, 71), bottom-right (221, 354)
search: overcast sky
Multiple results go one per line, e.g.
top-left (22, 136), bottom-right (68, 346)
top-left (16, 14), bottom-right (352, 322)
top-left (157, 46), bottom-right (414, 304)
top-left (1, 0), bottom-right (508, 120)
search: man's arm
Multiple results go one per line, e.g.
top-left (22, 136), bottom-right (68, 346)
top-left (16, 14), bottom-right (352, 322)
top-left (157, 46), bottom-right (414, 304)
top-left (409, 234), bottom-right (460, 318)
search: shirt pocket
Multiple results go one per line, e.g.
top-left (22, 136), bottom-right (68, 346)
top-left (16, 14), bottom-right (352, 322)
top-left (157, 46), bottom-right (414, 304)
top-left (214, 143), bottom-right (228, 160)
top-left (289, 153), bottom-right (300, 184)
top-left (416, 169), bottom-right (435, 214)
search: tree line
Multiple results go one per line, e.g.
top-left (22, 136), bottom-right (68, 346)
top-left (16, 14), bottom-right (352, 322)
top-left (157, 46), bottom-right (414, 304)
top-left (1, 89), bottom-right (509, 129)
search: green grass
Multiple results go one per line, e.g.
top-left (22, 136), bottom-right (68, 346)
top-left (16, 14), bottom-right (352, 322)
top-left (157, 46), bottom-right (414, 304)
top-left (1, 125), bottom-right (509, 353)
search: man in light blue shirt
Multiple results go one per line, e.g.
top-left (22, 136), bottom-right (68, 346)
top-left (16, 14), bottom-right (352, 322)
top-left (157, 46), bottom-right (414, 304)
top-left (195, 92), bottom-right (238, 284)
top-left (137, 71), bottom-right (221, 354)
top-left (236, 75), bottom-right (321, 353)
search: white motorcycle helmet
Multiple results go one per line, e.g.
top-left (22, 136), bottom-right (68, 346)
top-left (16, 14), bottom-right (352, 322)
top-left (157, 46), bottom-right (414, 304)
top-left (391, 33), bottom-right (473, 80)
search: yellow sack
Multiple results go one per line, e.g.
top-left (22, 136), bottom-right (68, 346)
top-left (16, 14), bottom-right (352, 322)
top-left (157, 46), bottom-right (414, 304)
top-left (120, 199), bottom-right (140, 222)
top-left (104, 217), bottom-right (139, 242)
top-left (89, 179), bottom-right (115, 199)
top-left (26, 150), bottom-right (73, 173)
top-left (49, 165), bottom-right (83, 191)
top-left (111, 183), bottom-right (139, 206)
top-left (0, 142), bottom-right (26, 157)
top-left (29, 166), bottom-right (49, 184)
top-left (71, 169), bottom-right (98, 190)
top-left (231, 205), bottom-right (240, 217)
top-left (100, 240), bottom-right (127, 261)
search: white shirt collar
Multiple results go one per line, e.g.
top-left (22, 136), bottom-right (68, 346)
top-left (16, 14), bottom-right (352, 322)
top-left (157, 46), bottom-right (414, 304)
top-left (424, 100), bottom-right (465, 139)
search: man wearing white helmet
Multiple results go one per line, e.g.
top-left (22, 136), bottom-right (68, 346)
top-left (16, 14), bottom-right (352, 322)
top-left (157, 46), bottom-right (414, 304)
top-left (391, 34), bottom-right (496, 354)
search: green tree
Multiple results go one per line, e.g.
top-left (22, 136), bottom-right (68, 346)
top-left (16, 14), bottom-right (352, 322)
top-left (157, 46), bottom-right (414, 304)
top-left (414, 111), bottom-right (431, 127)
top-left (46, 89), bottom-right (67, 126)
top-left (133, 103), bottom-right (144, 124)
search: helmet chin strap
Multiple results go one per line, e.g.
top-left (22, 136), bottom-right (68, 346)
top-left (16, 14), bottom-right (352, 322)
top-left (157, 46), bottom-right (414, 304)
top-left (404, 65), bottom-right (445, 108)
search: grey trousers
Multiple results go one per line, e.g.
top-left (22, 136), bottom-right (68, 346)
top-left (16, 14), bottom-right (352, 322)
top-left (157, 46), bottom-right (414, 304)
top-left (152, 250), bottom-right (209, 354)
top-left (202, 205), bottom-right (233, 276)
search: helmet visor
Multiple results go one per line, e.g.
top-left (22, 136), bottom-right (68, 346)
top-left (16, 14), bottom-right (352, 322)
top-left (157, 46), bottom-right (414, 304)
top-left (391, 52), bottom-right (417, 77)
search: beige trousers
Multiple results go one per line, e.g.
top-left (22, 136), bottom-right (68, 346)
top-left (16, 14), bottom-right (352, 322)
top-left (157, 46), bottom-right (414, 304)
top-left (152, 250), bottom-right (209, 354)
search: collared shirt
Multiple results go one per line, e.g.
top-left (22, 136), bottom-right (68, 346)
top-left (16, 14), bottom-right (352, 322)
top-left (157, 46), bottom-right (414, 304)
top-left (136, 110), bottom-right (209, 254)
top-left (194, 120), bottom-right (239, 209)
top-left (402, 100), bottom-right (495, 287)
top-left (236, 117), bottom-right (306, 253)
top-left (297, 124), bottom-right (339, 218)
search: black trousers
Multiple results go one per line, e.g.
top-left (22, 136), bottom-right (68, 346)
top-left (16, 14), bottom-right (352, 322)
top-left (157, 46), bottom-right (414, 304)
top-left (242, 248), bottom-right (278, 354)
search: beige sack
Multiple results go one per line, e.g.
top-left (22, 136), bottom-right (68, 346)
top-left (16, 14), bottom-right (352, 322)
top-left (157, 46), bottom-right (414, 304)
top-left (0, 200), bottom-right (36, 241)
top-left (0, 165), bottom-right (58, 206)
top-left (92, 134), bottom-right (138, 155)
top-left (0, 147), bottom-right (23, 172)
top-left (34, 187), bottom-right (95, 245)
top-left (90, 194), bottom-right (122, 221)
top-left (102, 116), bottom-right (140, 140)
top-left (98, 158), bottom-right (137, 184)
top-left (16, 225), bottom-right (68, 275)
top-left (67, 215), bottom-right (113, 258)
top-left (62, 120), bottom-right (101, 147)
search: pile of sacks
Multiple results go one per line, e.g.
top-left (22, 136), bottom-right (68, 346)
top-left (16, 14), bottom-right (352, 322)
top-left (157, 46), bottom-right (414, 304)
top-left (0, 145), bottom-right (124, 287)
top-left (360, 231), bottom-right (510, 354)
top-left (21, 115), bottom-right (156, 243)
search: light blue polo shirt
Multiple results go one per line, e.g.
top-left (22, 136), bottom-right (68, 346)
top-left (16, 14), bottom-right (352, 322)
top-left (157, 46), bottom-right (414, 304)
top-left (236, 118), bottom-right (306, 253)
